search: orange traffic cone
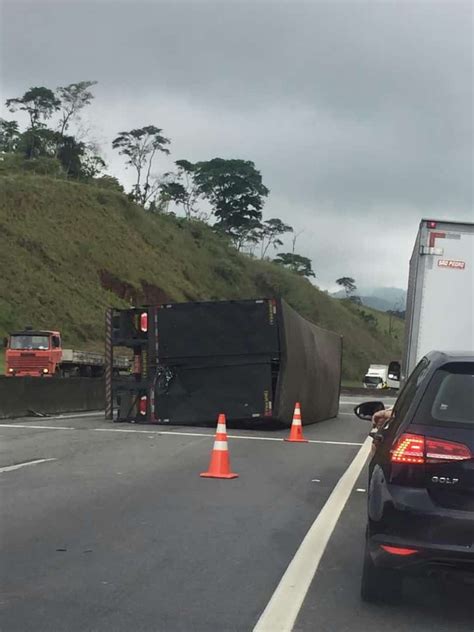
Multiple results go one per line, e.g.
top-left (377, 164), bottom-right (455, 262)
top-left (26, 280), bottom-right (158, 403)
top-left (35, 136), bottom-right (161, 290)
top-left (285, 402), bottom-right (309, 443)
top-left (200, 414), bottom-right (239, 479)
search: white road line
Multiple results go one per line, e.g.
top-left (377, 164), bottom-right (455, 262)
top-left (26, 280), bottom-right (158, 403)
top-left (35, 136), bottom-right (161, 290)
top-left (0, 424), bottom-right (363, 447)
top-left (45, 411), bottom-right (104, 420)
top-left (93, 428), bottom-right (363, 446)
top-left (0, 424), bottom-right (75, 430)
top-left (253, 436), bottom-right (372, 632)
top-left (0, 458), bottom-right (57, 473)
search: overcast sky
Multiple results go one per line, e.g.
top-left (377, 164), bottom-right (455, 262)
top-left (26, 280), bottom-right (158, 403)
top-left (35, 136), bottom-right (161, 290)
top-left (1, 0), bottom-right (472, 292)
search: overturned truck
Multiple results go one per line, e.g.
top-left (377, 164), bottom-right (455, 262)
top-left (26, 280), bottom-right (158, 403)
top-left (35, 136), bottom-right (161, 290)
top-left (105, 299), bottom-right (342, 426)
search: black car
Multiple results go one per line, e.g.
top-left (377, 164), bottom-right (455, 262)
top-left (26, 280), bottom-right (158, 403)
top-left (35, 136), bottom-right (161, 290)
top-left (355, 351), bottom-right (474, 603)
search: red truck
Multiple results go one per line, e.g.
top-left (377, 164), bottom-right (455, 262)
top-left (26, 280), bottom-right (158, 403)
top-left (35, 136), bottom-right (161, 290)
top-left (4, 327), bottom-right (129, 377)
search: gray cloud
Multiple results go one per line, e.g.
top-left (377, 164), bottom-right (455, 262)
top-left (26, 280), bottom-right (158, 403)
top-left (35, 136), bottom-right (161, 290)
top-left (1, 0), bottom-right (472, 289)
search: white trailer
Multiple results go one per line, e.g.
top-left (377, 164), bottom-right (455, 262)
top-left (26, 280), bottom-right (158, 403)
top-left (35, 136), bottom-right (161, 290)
top-left (403, 219), bottom-right (474, 379)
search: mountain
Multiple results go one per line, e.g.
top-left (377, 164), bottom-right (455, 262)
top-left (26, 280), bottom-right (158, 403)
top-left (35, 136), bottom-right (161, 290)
top-left (0, 172), bottom-right (404, 381)
top-left (331, 286), bottom-right (407, 312)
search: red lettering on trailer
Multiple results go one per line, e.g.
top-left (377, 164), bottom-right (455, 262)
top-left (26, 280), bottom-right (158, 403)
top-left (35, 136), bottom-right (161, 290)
top-left (438, 259), bottom-right (466, 269)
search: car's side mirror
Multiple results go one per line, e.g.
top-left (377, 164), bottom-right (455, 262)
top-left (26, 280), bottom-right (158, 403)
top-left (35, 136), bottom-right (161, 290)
top-left (354, 401), bottom-right (385, 421)
top-left (2, 336), bottom-right (7, 349)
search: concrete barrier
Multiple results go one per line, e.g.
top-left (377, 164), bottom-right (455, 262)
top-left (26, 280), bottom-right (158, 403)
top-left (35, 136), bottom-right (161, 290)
top-left (0, 377), bottom-right (105, 419)
top-left (340, 386), bottom-right (398, 397)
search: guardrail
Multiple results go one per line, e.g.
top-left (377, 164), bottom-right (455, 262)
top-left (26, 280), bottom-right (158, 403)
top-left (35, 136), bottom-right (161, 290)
top-left (0, 377), bottom-right (105, 419)
top-left (340, 386), bottom-right (398, 397)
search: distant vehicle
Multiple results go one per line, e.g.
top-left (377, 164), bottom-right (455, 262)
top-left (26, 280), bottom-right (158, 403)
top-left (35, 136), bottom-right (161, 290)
top-left (4, 327), bottom-right (129, 377)
top-left (355, 351), bottom-right (474, 603)
top-left (363, 364), bottom-right (388, 389)
top-left (387, 360), bottom-right (401, 389)
top-left (402, 219), bottom-right (474, 380)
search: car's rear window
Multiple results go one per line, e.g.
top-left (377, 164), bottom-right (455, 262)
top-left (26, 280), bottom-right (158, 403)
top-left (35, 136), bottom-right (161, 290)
top-left (418, 362), bottom-right (474, 426)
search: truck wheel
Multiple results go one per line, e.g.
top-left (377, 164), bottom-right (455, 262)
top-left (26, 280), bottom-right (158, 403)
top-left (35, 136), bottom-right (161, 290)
top-left (360, 543), bottom-right (402, 603)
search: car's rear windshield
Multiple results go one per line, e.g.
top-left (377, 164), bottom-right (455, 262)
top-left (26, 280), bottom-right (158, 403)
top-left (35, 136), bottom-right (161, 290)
top-left (417, 362), bottom-right (474, 426)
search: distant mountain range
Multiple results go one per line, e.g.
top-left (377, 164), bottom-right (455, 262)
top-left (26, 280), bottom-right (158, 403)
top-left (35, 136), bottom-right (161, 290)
top-left (331, 286), bottom-right (407, 313)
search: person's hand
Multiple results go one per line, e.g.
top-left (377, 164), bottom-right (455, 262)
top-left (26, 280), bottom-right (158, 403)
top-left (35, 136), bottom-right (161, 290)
top-left (372, 407), bottom-right (393, 429)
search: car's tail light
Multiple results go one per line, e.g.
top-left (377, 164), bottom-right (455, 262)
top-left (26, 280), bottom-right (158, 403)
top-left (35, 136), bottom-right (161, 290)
top-left (391, 433), bottom-right (425, 463)
top-left (426, 437), bottom-right (472, 462)
top-left (391, 433), bottom-right (472, 464)
top-left (380, 545), bottom-right (419, 556)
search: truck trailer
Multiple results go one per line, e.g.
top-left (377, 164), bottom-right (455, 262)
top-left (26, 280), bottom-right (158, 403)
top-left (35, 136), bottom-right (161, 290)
top-left (105, 298), bottom-right (343, 426)
top-left (403, 219), bottom-right (474, 379)
top-left (4, 328), bottom-right (130, 377)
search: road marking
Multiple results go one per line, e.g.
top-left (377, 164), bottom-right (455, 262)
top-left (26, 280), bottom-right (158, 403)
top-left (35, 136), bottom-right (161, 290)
top-left (0, 424), bottom-right (75, 430)
top-left (0, 424), bottom-right (363, 446)
top-left (356, 488), bottom-right (366, 492)
top-left (253, 436), bottom-right (372, 632)
top-left (45, 411), bottom-right (104, 420)
top-left (93, 428), bottom-right (363, 446)
top-left (0, 458), bottom-right (57, 473)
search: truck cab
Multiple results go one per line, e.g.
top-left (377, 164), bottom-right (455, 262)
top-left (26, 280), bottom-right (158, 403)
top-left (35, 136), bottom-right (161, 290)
top-left (5, 328), bottom-right (62, 377)
top-left (363, 364), bottom-right (388, 389)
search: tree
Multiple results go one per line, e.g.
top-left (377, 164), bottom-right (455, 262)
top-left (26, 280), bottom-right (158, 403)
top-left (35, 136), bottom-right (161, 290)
top-left (56, 81), bottom-right (97, 138)
top-left (274, 252), bottom-right (316, 278)
top-left (6, 87), bottom-right (60, 158)
top-left (159, 159), bottom-right (202, 219)
top-left (193, 158), bottom-right (269, 248)
top-left (112, 125), bottom-right (170, 206)
top-left (18, 127), bottom-right (59, 159)
top-left (336, 276), bottom-right (356, 297)
top-left (94, 175), bottom-right (124, 193)
top-left (6, 87), bottom-right (60, 129)
top-left (259, 218), bottom-right (293, 258)
top-left (0, 119), bottom-right (20, 152)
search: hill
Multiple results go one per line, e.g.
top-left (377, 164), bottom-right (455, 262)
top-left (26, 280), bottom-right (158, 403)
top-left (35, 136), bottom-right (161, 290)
top-left (331, 286), bottom-right (407, 312)
top-left (0, 173), bottom-right (404, 382)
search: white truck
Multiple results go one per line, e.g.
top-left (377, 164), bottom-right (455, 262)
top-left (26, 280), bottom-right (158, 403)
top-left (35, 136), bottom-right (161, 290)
top-left (402, 218), bottom-right (474, 379)
top-left (363, 364), bottom-right (388, 389)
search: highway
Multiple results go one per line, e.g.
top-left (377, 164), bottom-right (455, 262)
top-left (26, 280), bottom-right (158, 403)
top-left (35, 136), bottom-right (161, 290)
top-left (1, 395), bottom-right (473, 632)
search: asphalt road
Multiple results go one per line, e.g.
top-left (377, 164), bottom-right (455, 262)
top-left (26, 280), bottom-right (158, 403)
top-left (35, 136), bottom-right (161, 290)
top-left (1, 395), bottom-right (473, 632)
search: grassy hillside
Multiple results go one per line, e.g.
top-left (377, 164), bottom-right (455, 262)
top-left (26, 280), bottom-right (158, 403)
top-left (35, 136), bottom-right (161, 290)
top-left (0, 173), bottom-right (403, 381)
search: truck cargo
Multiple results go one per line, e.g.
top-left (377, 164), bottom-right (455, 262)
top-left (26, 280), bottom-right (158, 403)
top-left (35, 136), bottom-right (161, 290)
top-left (105, 298), bottom-right (343, 426)
top-left (403, 219), bottom-right (474, 379)
top-left (4, 328), bottom-right (130, 377)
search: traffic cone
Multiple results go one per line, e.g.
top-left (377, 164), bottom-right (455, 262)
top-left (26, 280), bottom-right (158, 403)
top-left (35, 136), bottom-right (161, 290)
top-left (200, 414), bottom-right (239, 479)
top-left (285, 402), bottom-right (309, 443)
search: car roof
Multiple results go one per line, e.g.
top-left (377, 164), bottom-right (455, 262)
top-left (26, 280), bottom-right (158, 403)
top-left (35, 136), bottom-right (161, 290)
top-left (424, 350), bottom-right (474, 365)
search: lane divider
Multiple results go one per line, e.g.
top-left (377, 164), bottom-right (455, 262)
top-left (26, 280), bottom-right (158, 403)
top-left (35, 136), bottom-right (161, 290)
top-left (253, 437), bottom-right (372, 632)
top-left (0, 424), bottom-right (75, 430)
top-left (0, 424), bottom-right (364, 446)
top-left (93, 428), bottom-right (363, 446)
top-left (0, 458), bottom-right (57, 473)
